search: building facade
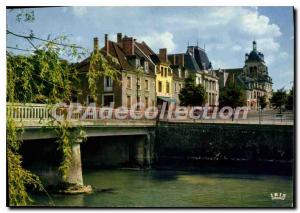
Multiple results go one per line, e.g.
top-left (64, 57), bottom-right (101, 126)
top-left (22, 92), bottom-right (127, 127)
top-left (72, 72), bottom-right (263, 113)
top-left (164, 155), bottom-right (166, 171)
top-left (76, 33), bottom-right (156, 109)
top-left (217, 41), bottom-right (273, 109)
top-left (169, 45), bottom-right (219, 106)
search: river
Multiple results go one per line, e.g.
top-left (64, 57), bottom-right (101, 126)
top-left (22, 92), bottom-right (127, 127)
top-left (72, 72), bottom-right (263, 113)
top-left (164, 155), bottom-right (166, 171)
top-left (31, 169), bottom-right (293, 207)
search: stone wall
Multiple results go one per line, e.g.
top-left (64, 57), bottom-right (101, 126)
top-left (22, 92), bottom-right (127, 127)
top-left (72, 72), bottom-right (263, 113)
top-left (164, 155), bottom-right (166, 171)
top-left (155, 123), bottom-right (293, 161)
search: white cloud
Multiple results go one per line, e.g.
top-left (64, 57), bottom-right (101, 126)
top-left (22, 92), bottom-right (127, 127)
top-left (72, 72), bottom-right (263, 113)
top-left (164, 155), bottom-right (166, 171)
top-left (72, 7), bottom-right (88, 16)
top-left (279, 52), bottom-right (289, 59)
top-left (139, 32), bottom-right (176, 53)
top-left (256, 38), bottom-right (280, 52)
top-left (241, 12), bottom-right (281, 37)
top-left (232, 45), bottom-right (242, 52)
top-left (211, 59), bottom-right (228, 69)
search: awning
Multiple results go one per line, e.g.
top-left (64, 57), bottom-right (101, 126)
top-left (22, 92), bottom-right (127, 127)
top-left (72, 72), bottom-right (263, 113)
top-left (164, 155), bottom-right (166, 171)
top-left (157, 96), bottom-right (177, 103)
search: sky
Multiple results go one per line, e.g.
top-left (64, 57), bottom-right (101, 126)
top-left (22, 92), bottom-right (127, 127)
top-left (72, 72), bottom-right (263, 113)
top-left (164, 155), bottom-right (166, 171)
top-left (6, 6), bottom-right (294, 90)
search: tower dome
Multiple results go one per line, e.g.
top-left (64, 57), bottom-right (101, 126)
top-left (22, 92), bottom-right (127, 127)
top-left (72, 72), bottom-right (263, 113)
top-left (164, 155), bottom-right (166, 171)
top-left (245, 41), bottom-right (264, 62)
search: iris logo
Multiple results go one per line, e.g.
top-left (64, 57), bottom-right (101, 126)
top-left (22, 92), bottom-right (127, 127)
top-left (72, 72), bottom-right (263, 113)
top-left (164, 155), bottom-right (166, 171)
top-left (270, 193), bottom-right (286, 200)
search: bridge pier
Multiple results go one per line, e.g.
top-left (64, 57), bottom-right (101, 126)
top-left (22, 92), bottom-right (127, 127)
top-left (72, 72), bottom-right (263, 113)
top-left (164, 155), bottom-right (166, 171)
top-left (60, 139), bottom-right (92, 194)
top-left (64, 140), bottom-right (83, 186)
top-left (135, 133), bottom-right (153, 168)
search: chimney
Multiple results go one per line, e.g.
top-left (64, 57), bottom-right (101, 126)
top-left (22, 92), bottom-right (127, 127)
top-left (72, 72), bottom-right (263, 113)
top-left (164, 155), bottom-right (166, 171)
top-left (173, 55), bottom-right (176, 65)
top-left (122, 37), bottom-right (134, 55)
top-left (159, 48), bottom-right (167, 62)
top-left (93, 37), bottom-right (99, 52)
top-left (117, 33), bottom-right (122, 44)
top-left (177, 54), bottom-right (185, 67)
top-left (105, 34), bottom-right (109, 55)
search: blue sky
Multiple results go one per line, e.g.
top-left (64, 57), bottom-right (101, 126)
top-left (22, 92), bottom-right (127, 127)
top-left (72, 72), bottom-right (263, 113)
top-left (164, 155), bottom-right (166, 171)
top-left (6, 6), bottom-right (294, 90)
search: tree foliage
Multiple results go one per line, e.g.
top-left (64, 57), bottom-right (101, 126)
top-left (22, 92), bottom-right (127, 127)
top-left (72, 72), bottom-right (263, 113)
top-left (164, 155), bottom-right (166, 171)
top-left (258, 95), bottom-right (267, 110)
top-left (87, 50), bottom-right (120, 99)
top-left (270, 88), bottom-right (287, 113)
top-left (179, 74), bottom-right (207, 106)
top-left (286, 87), bottom-right (294, 110)
top-left (7, 8), bottom-right (119, 206)
top-left (219, 82), bottom-right (247, 109)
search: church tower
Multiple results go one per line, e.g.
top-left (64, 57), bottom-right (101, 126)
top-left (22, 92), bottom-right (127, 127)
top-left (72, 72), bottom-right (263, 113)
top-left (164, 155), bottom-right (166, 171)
top-left (243, 41), bottom-right (273, 109)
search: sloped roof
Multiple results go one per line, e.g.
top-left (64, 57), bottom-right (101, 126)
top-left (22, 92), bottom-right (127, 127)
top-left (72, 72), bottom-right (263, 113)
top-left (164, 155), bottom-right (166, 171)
top-left (187, 46), bottom-right (212, 70)
top-left (185, 52), bottom-right (201, 72)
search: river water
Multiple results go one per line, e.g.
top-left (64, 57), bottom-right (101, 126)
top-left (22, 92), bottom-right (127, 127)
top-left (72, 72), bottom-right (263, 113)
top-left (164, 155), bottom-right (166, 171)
top-left (31, 169), bottom-right (293, 207)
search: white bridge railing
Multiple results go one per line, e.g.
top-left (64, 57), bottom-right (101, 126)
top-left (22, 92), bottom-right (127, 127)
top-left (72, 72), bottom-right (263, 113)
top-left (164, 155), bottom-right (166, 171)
top-left (6, 103), bottom-right (151, 121)
top-left (7, 103), bottom-right (50, 120)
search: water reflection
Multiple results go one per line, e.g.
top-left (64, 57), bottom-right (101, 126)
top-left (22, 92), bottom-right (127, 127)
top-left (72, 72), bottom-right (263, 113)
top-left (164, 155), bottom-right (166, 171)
top-left (31, 169), bottom-right (293, 207)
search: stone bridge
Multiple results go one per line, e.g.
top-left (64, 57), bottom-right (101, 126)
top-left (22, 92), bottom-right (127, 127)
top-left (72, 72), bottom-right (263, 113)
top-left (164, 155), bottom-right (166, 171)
top-left (8, 103), bottom-right (156, 189)
top-left (7, 103), bottom-right (294, 191)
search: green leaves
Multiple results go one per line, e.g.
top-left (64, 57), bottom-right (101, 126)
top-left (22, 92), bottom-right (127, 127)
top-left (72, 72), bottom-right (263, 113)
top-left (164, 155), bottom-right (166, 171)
top-left (270, 88), bottom-right (288, 113)
top-left (87, 51), bottom-right (120, 99)
top-left (179, 73), bottom-right (207, 106)
top-left (219, 82), bottom-right (247, 109)
top-left (258, 95), bottom-right (267, 110)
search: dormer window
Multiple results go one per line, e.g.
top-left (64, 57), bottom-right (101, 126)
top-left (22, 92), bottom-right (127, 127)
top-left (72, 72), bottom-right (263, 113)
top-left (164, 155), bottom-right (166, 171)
top-left (136, 58), bottom-right (140, 68)
top-left (185, 70), bottom-right (188, 78)
top-left (178, 69), bottom-right (182, 78)
top-left (144, 61), bottom-right (149, 73)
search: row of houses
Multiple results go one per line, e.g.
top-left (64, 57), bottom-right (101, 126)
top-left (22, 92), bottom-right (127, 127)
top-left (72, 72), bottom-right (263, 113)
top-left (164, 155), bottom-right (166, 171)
top-left (74, 33), bottom-right (273, 110)
top-left (75, 33), bottom-right (219, 109)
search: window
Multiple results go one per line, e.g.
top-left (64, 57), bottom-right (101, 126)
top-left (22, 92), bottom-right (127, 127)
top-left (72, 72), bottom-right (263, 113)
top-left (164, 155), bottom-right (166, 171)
top-left (87, 96), bottom-right (95, 104)
top-left (137, 77), bottom-right (141, 90)
top-left (127, 76), bottom-right (132, 89)
top-left (165, 68), bottom-right (168, 77)
top-left (174, 83), bottom-right (177, 93)
top-left (103, 95), bottom-right (114, 107)
top-left (144, 61), bottom-right (149, 73)
top-left (160, 67), bottom-right (163, 76)
top-left (137, 96), bottom-right (141, 110)
top-left (145, 79), bottom-right (149, 90)
top-left (145, 96), bottom-right (149, 108)
top-left (104, 77), bottom-right (113, 92)
top-left (158, 81), bottom-right (162, 93)
top-left (71, 95), bottom-right (78, 103)
top-left (127, 96), bottom-right (131, 109)
top-left (166, 82), bottom-right (170, 94)
top-left (104, 76), bottom-right (113, 88)
top-left (185, 71), bottom-right (188, 78)
top-left (136, 59), bottom-right (140, 68)
top-left (178, 69), bottom-right (182, 78)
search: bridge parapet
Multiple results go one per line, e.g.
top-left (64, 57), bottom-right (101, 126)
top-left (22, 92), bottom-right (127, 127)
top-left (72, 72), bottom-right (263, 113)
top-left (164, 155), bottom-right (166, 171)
top-left (7, 103), bottom-right (156, 127)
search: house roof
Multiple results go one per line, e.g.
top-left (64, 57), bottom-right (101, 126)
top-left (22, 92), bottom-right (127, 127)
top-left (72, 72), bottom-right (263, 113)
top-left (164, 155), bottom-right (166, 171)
top-left (187, 46), bottom-right (212, 70)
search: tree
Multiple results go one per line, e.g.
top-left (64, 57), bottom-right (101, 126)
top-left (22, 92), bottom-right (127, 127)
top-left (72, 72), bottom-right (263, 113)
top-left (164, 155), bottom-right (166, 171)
top-left (7, 8), bottom-right (119, 206)
top-left (258, 95), bottom-right (267, 110)
top-left (286, 87), bottom-right (294, 110)
top-left (219, 82), bottom-right (247, 109)
top-left (270, 88), bottom-right (287, 114)
top-left (179, 74), bottom-right (206, 106)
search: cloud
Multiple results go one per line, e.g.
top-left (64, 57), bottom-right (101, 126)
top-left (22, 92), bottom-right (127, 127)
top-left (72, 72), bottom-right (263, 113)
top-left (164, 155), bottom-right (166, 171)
top-left (211, 59), bottom-right (228, 69)
top-left (8, 6), bottom-right (291, 89)
top-left (72, 7), bottom-right (88, 16)
top-left (279, 52), bottom-right (289, 59)
top-left (232, 45), bottom-right (242, 52)
top-left (240, 11), bottom-right (281, 37)
top-left (139, 32), bottom-right (176, 53)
